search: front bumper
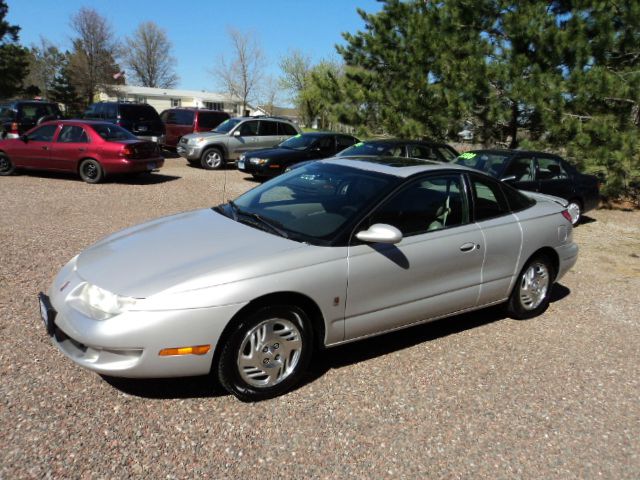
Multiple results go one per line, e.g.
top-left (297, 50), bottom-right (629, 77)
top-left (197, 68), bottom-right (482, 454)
top-left (42, 263), bottom-right (247, 378)
top-left (176, 143), bottom-right (203, 160)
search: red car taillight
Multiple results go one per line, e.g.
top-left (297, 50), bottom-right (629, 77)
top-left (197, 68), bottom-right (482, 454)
top-left (561, 209), bottom-right (572, 223)
top-left (120, 145), bottom-right (134, 157)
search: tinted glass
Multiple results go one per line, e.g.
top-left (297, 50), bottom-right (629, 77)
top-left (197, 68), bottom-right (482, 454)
top-left (197, 112), bottom-right (228, 129)
top-left (26, 124), bottom-right (57, 142)
top-left (174, 110), bottom-right (194, 126)
top-left (503, 157), bottom-right (534, 181)
top-left (58, 125), bottom-right (88, 143)
top-left (537, 156), bottom-right (569, 180)
top-left (407, 144), bottom-right (439, 160)
top-left (436, 146), bottom-right (458, 161)
top-left (119, 104), bottom-right (159, 121)
top-left (338, 142), bottom-right (403, 157)
top-left (259, 121), bottom-right (278, 136)
top-left (231, 162), bottom-right (396, 243)
top-left (0, 106), bottom-right (15, 121)
top-left (91, 123), bottom-right (138, 141)
top-left (455, 151), bottom-right (510, 177)
top-left (105, 104), bottom-right (118, 119)
top-left (367, 174), bottom-right (467, 236)
top-left (336, 135), bottom-right (358, 151)
top-left (278, 122), bottom-right (298, 136)
top-left (470, 175), bottom-right (509, 221)
top-left (279, 134), bottom-right (317, 150)
top-left (239, 121), bottom-right (259, 136)
top-left (213, 118), bottom-right (241, 133)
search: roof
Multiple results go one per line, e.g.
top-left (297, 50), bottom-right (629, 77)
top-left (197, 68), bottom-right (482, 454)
top-left (360, 138), bottom-right (453, 147)
top-left (107, 85), bottom-right (234, 103)
top-left (323, 156), bottom-right (473, 178)
top-left (468, 148), bottom-right (561, 157)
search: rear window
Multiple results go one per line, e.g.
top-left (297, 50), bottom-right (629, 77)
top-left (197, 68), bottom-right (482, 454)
top-left (339, 142), bottom-right (403, 157)
top-left (119, 104), bottom-right (160, 121)
top-left (18, 103), bottom-right (60, 122)
top-left (165, 110), bottom-right (194, 126)
top-left (197, 111), bottom-right (228, 130)
top-left (278, 122), bottom-right (298, 136)
top-left (91, 124), bottom-right (138, 141)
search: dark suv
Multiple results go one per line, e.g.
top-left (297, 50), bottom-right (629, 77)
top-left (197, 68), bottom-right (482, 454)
top-left (159, 108), bottom-right (230, 148)
top-left (0, 100), bottom-right (63, 139)
top-left (83, 102), bottom-right (164, 142)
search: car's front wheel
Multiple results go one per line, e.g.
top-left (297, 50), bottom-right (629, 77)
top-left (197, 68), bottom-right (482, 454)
top-left (218, 305), bottom-right (314, 401)
top-left (200, 147), bottom-right (224, 170)
top-left (0, 152), bottom-right (15, 176)
top-left (78, 159), bottom-right (104, 184)
top-left (506, 255), bottom-right (555, 319)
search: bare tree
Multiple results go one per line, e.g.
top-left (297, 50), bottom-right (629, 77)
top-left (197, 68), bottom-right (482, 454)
top-left (68, 7), bottom-right (120, 106)
top-left (213, 28), bottom-right (265, 115)
top-left (23, 37), bottom-right (64, 97)
top-left (123, 21), bottom-right (178, 88)
top-left (260, 75), bottom-right (281, 115)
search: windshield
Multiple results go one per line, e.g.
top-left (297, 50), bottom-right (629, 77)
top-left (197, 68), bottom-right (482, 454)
top-left (213, 118), bottom-right (242, 133)
top-left (91, 124), bottom-right (138, 141)
top-left (338, 142), bottom-right (403, 157)
top-left (454, 151), bottom-right (511, 176)
top-left (225, 162), bottom-right (397, 244)
top-left (278, 134), bottom-right (318, 150)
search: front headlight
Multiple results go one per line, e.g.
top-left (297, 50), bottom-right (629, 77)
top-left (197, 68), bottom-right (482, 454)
top-left (69, 283), bottom-right (137, 320)
top-left (250, 158), bottom-right (267, 165)
top-left (188, 137), bottom-right (207, 146)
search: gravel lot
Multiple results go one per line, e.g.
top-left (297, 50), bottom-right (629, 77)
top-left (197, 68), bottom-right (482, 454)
top-left (1, 157), bottom-right (638, 479)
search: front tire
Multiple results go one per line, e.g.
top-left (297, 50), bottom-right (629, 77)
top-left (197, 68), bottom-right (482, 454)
top-left (218, 305), bottom-right (314, 401)
top-left (506, 255), bottom-right (555, 319)
top-left (200, 147), bottom-right (224, 170)
top-left (0, 152), bottom-right (15, 176)
top-left (79, 159), bottom-right (104, 184)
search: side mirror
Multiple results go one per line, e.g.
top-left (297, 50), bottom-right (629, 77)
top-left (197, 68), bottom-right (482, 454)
top-left (356, 223), bottom-right (403, 244)
top-left (20, 134), bottom-right (28, 143)
top-left (233, 130), bottom-right (241, 137)
top-left (501, 175), bottom-right (516, 182)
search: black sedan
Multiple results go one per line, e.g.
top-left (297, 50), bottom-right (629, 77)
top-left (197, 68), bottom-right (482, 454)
top-left (454, 149), bottom-right (600, 225)
top-left (237, 132), bottom-right (359, 179)
top-left (337, 139), bottom-right (460, 162)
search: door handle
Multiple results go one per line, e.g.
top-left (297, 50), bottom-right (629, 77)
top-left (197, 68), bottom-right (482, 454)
top-left (460, 242), bottom-right (479, 252)
top-left (78, 148), bottom-right (87, 152)
top-left (41, 146), bottom-right (49, 150)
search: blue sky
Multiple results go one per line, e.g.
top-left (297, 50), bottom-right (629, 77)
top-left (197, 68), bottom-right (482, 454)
top-left (6, 0), bottom-right (382, 95)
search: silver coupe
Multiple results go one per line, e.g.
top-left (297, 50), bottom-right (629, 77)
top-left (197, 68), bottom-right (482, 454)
top-left (39, 158), bottom-right (578, 401)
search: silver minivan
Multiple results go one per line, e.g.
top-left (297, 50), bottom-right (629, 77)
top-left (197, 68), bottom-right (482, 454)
top-left (177, 116), bottom-right (301, 169)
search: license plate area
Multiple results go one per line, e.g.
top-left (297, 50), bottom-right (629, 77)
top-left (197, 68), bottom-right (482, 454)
top-left (38, 292), bottom-right (57, 336)
top-left (237, 159), bottom-right (245, 169)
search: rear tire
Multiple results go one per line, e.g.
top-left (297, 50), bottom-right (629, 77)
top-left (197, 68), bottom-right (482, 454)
top-left (0, 152), bottom-right (15, 176)
top-left (217, 305), bottom-right (314, 402)
top-left (567, 199), bottom-right (582, 226)
top-left (506, 254), bottom-right (555, 319)
top-left (200, 147), bottom-right (224, 170)
top-left (79, 159), bottom-right (104, 184)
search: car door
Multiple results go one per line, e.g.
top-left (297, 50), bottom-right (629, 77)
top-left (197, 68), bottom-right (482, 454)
top-left (467, 173), bottom-right (523, 304)
top-left (535, 154), bottom-right (574, 201)
top-left (345, 173), bottom-right (484, 340)
top-left (11, 124), bottom-right (58, 168)
top-left (502, 154), bottom-right (539, 193)
top-left (228, 120), bottom-right (260, 159)
top-left (49, 124), bottom-right (90, 171)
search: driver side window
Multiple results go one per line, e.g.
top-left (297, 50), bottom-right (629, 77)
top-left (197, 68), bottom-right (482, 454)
top-left (366, 174), bottom-right (467, 237)
top-left (26, 124), bottom-right (57, 142)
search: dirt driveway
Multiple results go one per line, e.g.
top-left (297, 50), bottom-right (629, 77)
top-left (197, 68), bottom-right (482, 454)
top-left (1, 158), bottom-right (638, 478)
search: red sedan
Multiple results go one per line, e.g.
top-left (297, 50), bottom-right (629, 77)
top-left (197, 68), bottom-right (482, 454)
top-left (0, 120), bottom-right (164, 183)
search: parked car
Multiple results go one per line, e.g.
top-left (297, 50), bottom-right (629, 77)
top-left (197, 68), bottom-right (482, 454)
top-left (177, 116), bottom-right (301, 170)
top-left (1, 100), bottom-right (63, 139)
top-left (337, 139), bottom-right (459, 162)
top-left (159, 108), bottom-right (230, 149)
top-left (453, 149), bottom-right (600, 225)
top-left (0, 120), bottom-right (164, 183)
top-left (83, 102), bottom-right (164, 143)
top-left (39, 157), bottom-right (578, 401)
top-left (237, 132), bottom-right (359, 178)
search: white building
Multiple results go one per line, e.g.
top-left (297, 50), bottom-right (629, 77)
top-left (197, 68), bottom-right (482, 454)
top-left (98, 85), bottom-right (252, 116)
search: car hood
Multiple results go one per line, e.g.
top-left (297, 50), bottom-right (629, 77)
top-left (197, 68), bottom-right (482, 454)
top-left (245, 148), bottom-right (309, 161)
top-left (75, 209), bottom-right (308, 298)
top-left (182, 131), bottom-right (226, 141)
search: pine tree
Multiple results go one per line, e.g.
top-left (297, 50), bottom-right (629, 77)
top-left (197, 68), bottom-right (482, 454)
top-left (0, 0), bottom-right (30, 98)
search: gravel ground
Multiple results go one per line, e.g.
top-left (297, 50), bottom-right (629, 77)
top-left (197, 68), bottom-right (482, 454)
top-left (1, 158), bottom-right (639, 479)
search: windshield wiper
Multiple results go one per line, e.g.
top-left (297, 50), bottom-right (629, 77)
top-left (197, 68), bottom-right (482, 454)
top-left (228, 201), bottom-right (289, 239)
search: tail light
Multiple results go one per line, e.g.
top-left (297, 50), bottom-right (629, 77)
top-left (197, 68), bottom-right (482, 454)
top-left (561, 209), bottom-right (572, 223)
top-left (120, 145), bottom-right (134, 157)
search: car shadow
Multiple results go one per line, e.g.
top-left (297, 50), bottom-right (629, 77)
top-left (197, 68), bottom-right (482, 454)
top-left (114, 173), bottom-right (181, 185)
top-left (577, 215), bottom-right (596, 225)
top-left (103, 283), bottom-right (571, 400)
top-left (161, 149), bottom-right (181, 159)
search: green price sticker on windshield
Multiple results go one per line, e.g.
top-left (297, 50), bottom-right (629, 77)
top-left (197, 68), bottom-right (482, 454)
top-left (459, 152), bottom-right (476, 159)
top-left (294, 134), bottom-right (301, 138)
top-left (354, 142), bottom-right (364, 147)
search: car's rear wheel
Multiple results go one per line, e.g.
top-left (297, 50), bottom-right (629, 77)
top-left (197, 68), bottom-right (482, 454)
top-left (567, 199), bottom-right (582, 226)
top-left (79, 159), bottom-right (104, 184)
top-left (0, 152), bottom-right (15, 176)
top-left (218, 305), bottom-right (313, 401)
top-left (507, 255), bottom-right (555, 319)
top-left (201, 147), bottom-right (224, 170)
